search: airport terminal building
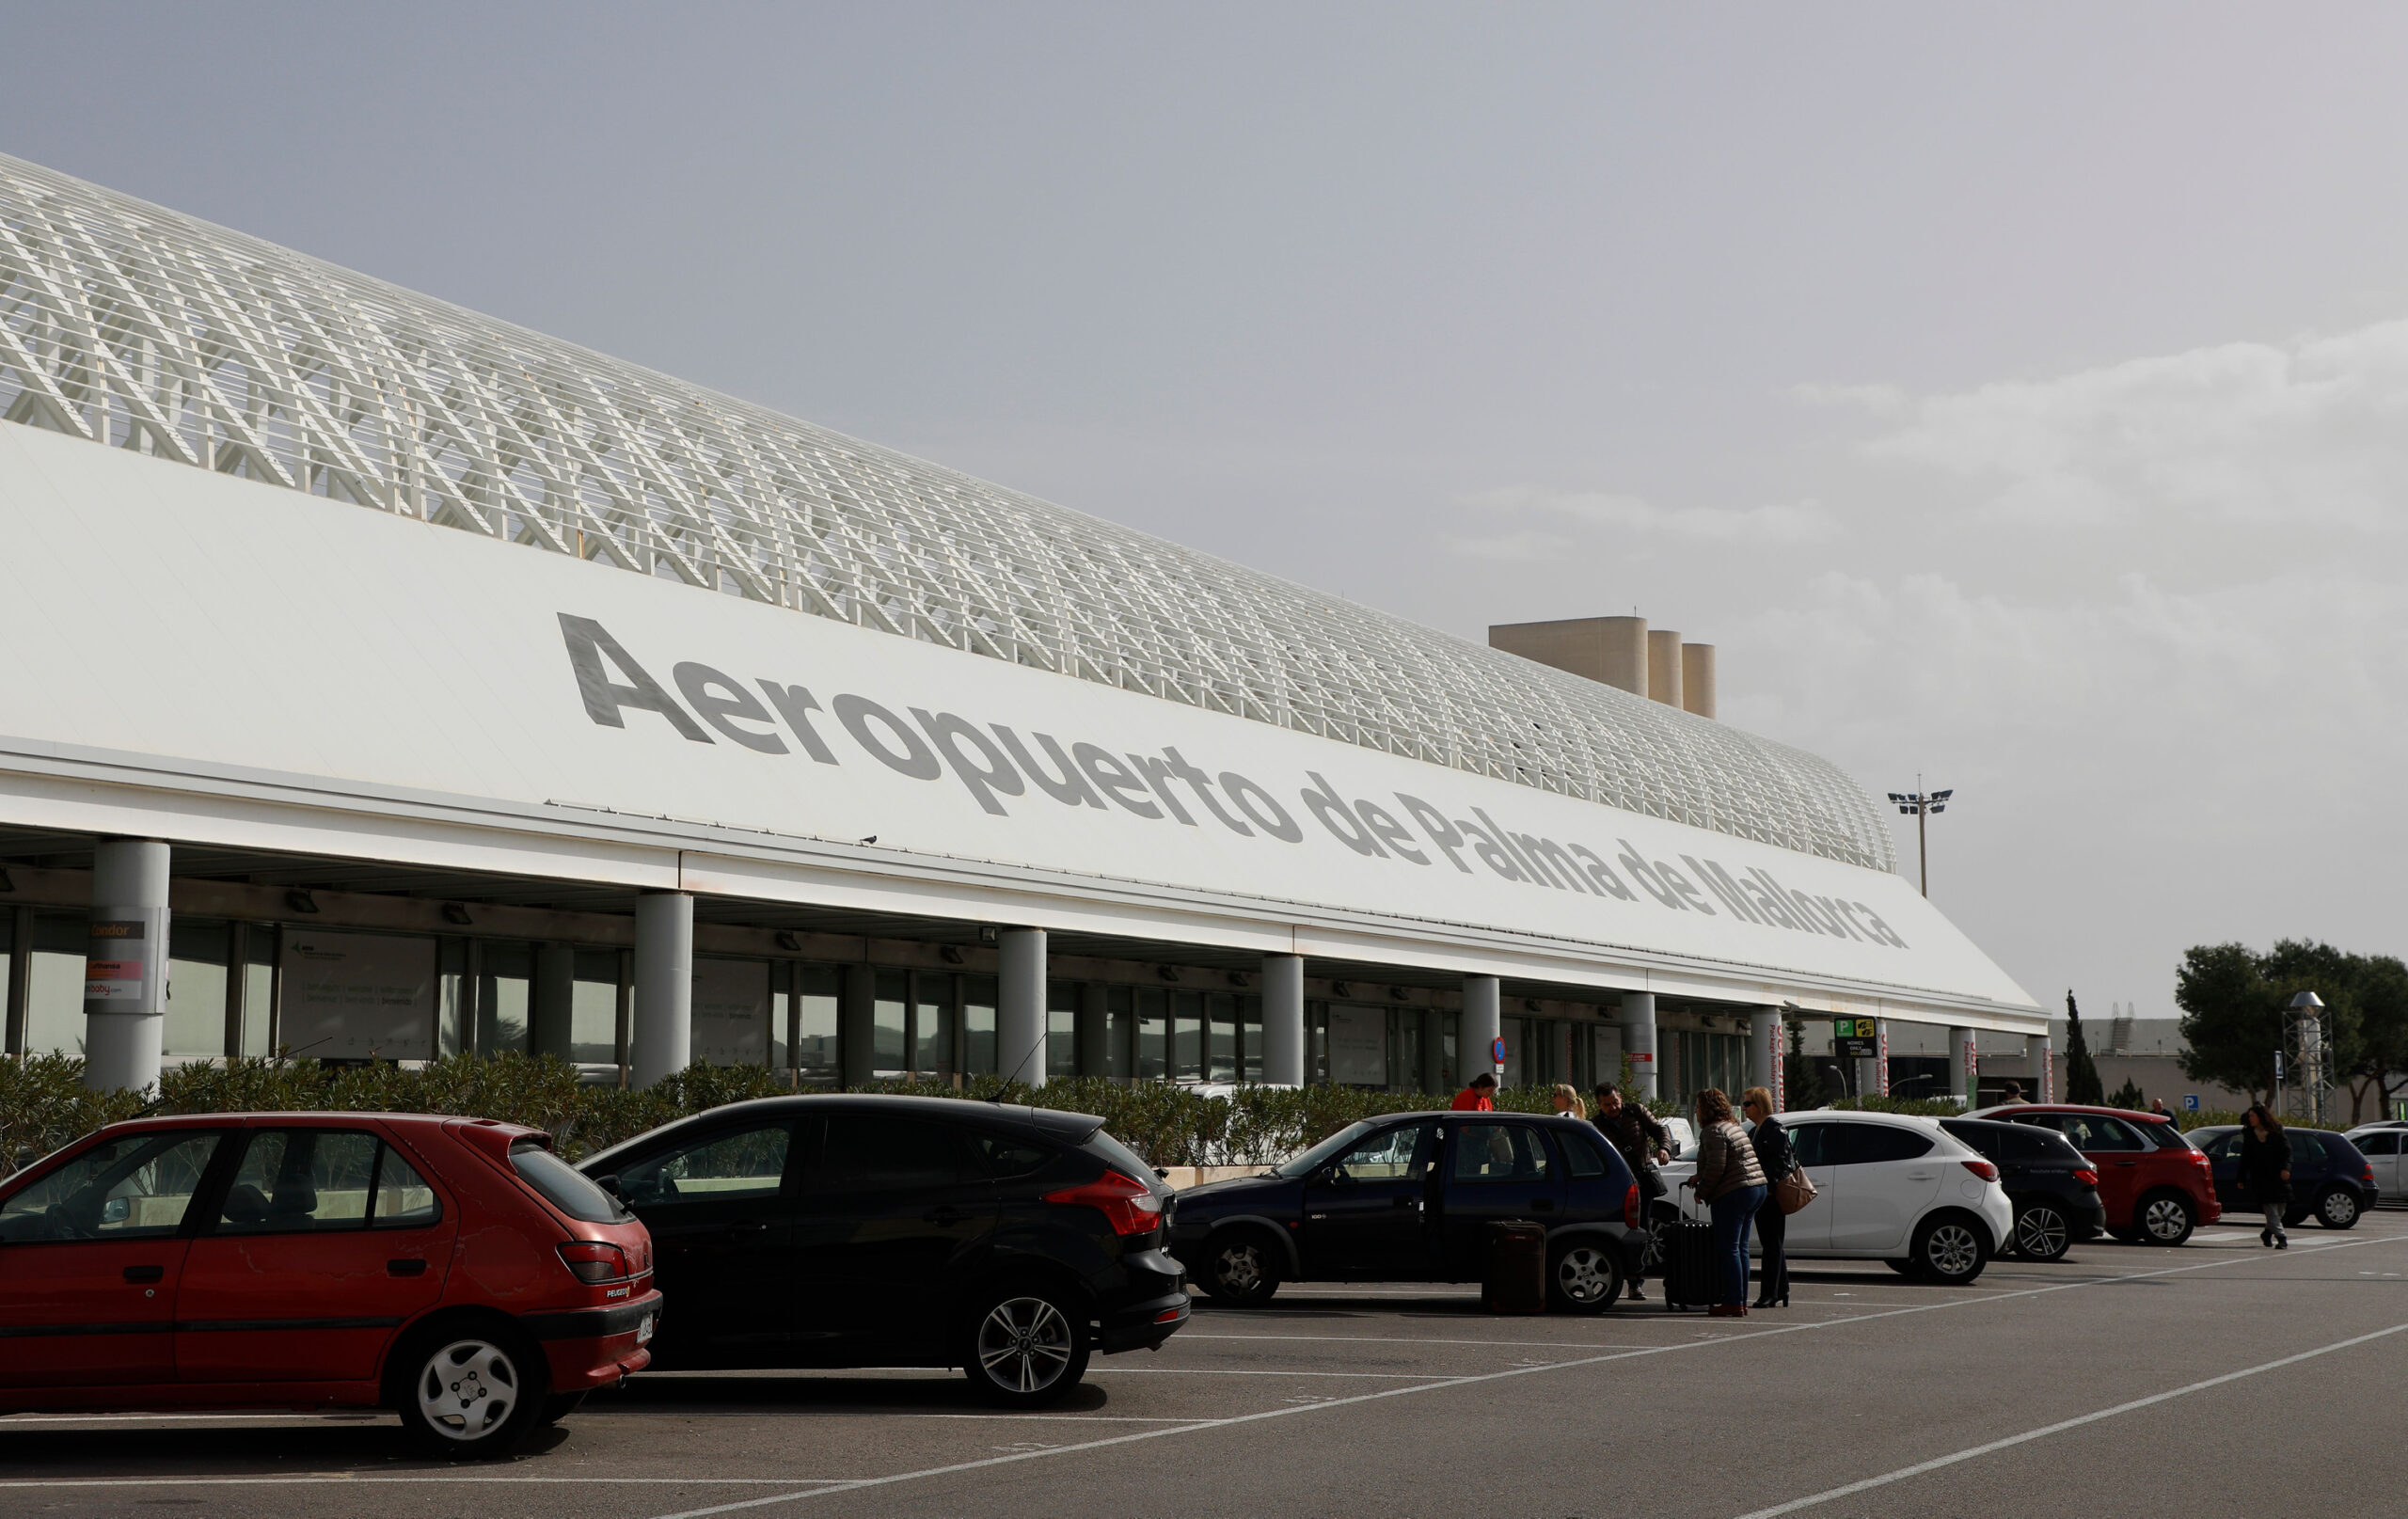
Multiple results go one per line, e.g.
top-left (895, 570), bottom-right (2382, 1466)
top-left (0, 152), bottom-right (2046, 1103)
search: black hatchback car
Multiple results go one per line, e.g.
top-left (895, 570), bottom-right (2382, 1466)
top-left (1167, 1112), bottom-right (1640, 1312)
top-left (1938, 1117), bottom-right (2105, 1261)
top-left (575, 1094), bottom-right (1187, 1405)
top-left (2191, 1125), bottom-right (2377, 1230)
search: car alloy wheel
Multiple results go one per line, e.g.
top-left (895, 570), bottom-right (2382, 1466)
top-left (974, 1295), bottom-right (1077, 1398)
top-left (1550, 1243), bottom-right (1619, 1310)
top-left (2318, 1188), bottom-right (2361, 1229)
top-left (2142, 1194), bottom-right (2194, 1245)
top-left (2014, 1204), bottom-right (2070, 1262)
top-left (1922, 1221), bottom-right (1982, 1282)
top-left (415, 1337), bottom-right (523, 1446)
top-left (1207, 1236), bottom-right (1279, 1305)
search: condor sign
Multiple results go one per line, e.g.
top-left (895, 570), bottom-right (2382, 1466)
top-left (0, 420), bottom-right (2035, 1023)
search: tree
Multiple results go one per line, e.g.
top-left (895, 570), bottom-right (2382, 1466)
top-left (2176, 942), bottom-right (2281, 1102)
top-left (2106, 1077), bottom-right (2147, 1112)
top-left (2064, 990), bottom-right (2104, 1105)
top-left (2344, 957), bottom-right (2408, 1123)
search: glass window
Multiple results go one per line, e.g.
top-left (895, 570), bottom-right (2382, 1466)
top-left (1047, 981), bottom-right (1078, 1080)
top-left (0, 1131), bottom-right (224, 1242)
top-left (1826, 1124), bottom-right (1934, 1165)
top-left (1137, 989), bottom-right (1168, 1081)
top-left (372, 1147), bottom-right (441, 1228)
top-left (795, 965), bottom-right (843, 1081)
top-left (571, 950), bottom-right (620, 1066)
top-left (1560, 1128), bottom-right (1609, 1178)
top-left (24, 910), bottom-right (87, 1058)
top-left (812, 1115), bottom-right (969, 1192)
top-left (1501, 1018), bottom-right (1527, 1088)
top-left (166, 919), bottom-right (231, 1059)
top-left (1439, 1012), bottom-right (1459, 1093)
top-left (438, 937), bottom-right (468, 1057)
top-left (1172, 990), bottom-right (1204, 1082)
top-left (917, 973), bottom-right (957, 1076)
top-left (1786, 1124), bottom-right (1831, 1168)
top-left (1208, 993), bottom-right (1238, 1083)
top-left (1389, 1007), bottom-right (1423, 1092)
top-left (2289, 1132), bottom-right (2325, 1166)
top-left (873, 970), bottom-right (909, 1072)
top-left (961, 974), bottom-right (997, 1077)
top-left (1329, 1123), bottom-right (1432, 1182)
top-left (1241, 997), bottom-right (1261, 1084)
top-left (216, 1129), bottom-right (381, 1232)
top-left (620, 1123), bottom-right (792, 1206)
top-left (2355, 1131), bottom-right (2399, 1156)
top-left (971, 1131), bottom-right (1054, 1178)
top-left (2197, 1130), bottom-right (2241, 1160)
top-left (2060, 1115), bottom-right (2144, 1152)
top-left (513, 1144), bottom-right (628, 1224)
top-left (1451, 1124), bottom-right (1550, 1183)
top-left (478, 941), bottom-right (532, 1054)
top-left (1106, 985), bottom-right (1134, 1081)
top-left (1274, 1120), bottom-right (1375, 1179)
top-left (0, 910), bottom-right (10, 1054)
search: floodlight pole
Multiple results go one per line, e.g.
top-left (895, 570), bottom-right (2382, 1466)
top-left (1885, 780), bottom-right (1954, 898)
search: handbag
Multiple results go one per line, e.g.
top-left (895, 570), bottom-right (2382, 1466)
top-left (1774, 1161), bottom-right (1818, 1216)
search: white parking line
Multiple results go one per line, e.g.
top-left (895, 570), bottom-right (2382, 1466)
top-left (1178, 1334), bottom-right (1661, 1350)
top-left (0, 1477), bottom-right (859, 1489)
top-left (640, 1232), bottom-right (2406, 1519)
top-left (1087, 1368), bottom-right (1436, 1378)
top-left (1727, 1319), bottom-right (2408, 1519)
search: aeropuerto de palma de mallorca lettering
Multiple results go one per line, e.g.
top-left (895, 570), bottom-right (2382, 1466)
top-left (0, 150), bottom-right (2044, 1102)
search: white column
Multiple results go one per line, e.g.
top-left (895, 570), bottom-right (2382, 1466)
top-left (1619, 991), bottom-right (1657, 1100)
top-left (1260, 954), bottom-right (1305, 1087)
top-left (1461, 976), bottom-right (1502, 1084)
top-left (84, 839), bottom-right (169, 1093)
top-left (2027, 1034), bottom-right (2052, 1102)
top-left (1949, 1026), bottom-right (1977, 1108)
top-left (997, 927), bottom-right (1047, 1087)
top-left (1750, 1007), bottom-right (1780, 1110)
top-left (630, 892), bottom-right (692, 1087)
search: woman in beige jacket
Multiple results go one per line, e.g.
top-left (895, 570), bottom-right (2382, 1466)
top-left (1687, 1088), bottom-right (1767, 1317)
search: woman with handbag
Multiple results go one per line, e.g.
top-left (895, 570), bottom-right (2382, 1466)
top-left (1742, 1086), bottom-right (1791, 1309)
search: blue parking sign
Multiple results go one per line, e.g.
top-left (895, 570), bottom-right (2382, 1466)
top-left (2182, 1094), bottom-right (2199, 1112)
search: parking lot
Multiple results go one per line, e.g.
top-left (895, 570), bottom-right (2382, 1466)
top-left (6, 1210), bottom-right (2404, 1519)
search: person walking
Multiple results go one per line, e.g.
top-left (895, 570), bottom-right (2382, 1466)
top-left (1742, 1086), bottom-right (1791, 1309)
top-left (1551, 1084), bottom-right (1587, 1121)
top-left (1686, 1088), bottom-right (1766, 1317)
top-left (2240, 1103), bottom-right (2290, 1250)
top-left (1450, 1071), bottom-right (1497, 1112)
top-left (1592, 1084), bottom-right (1671, 1303)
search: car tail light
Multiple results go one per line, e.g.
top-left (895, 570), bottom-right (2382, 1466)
top-left (1043, 1170), bottom-right (1164, 1237)
top-left (2365, 1164), bottom-right (2377, 1184)
top-left (2189, 1151), bottom-right (2213, 1175)
top-left (1624, 1182), bottom-right (1640, 1229)
top-left (558, 1241), bottom-right (634, 1284)
top-left (1960, 1160), bottom-right (1998, 1183)
top-left (2073, 1168), bottom-right (2099, 1187)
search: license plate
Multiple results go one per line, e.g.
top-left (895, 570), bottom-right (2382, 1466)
top-left (636, 1313), bottom-right (655, 1345)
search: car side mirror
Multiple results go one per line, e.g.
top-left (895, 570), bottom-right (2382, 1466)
top-left (1324, 1167), bottom-right (1354, 1186)
top-left (101, 1197), bottom-right (130, 1226)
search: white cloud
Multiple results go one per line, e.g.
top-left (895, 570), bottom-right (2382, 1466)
top-left (1451, 484), bottom-right (1839, 558)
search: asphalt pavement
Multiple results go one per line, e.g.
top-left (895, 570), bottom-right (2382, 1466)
top-left (6, 1210), bottom-right (2404, 1518)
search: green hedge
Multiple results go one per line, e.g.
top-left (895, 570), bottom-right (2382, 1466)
top-left (1, 1052), bottom-right (1677, 1177)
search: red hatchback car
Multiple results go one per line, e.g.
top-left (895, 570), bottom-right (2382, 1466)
top-left (1971, 1103), bottom-right (2221, 1246)
top-left (0, 1112), bottom-right (659, 1457)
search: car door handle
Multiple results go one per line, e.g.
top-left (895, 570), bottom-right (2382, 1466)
top-left (1906, 1170), bottom-right (1937, 1180)
top-left (121, 1265), bottom-right (164, 1284)
top-left (2112, 1161), bottom-right (2137, 1167)
top-left (387, 1258), bottom-right (428, 1277)
top-left (1391, 1196), bottom-right (1418, 1210)
top-left (729, 1219), bottom-right (770, 1233)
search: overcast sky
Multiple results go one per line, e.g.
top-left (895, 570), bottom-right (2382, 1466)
top-left (7, 6), bottom-right (2402, 1030)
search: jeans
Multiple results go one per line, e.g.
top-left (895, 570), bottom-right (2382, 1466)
top-left (2263, 1205), bottom-right (2286, 1242)
top-left (1710, 1184), bottom-right (1766, 1306)
top-left (1753, 1193), bottom-right (1788, 1303)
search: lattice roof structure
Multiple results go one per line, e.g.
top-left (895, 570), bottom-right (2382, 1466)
top-left (0, 152), bottom-right (1893, 871)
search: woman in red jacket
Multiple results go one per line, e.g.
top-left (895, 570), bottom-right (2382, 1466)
top-left (1450, 1072), bottom-right (1498, 1111)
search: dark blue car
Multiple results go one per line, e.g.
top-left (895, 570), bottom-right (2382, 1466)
top-left (1165, 1112), bottom-right (1642, 1313)
top-left (2190, 1126), bottom-right (2376, 1230)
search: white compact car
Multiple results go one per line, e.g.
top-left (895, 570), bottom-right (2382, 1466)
top-left (1655, 1111), bottom-right (2013, 1285)
top-left (2343, 1123), bottom-right (2408, 1204)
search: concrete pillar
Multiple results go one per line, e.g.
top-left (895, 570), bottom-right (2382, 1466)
top-left (1462, 976), bottom-right (1502, 1085)
top-left (1260, 954), bottom-right (1305, 1087)
top-left (1646, 629), bottom-right (1684, 708)
top-left (1680, 643), bottom-right (1717, 720)
top-left (1949, 1025), bottom-right (1976, 1107)
top-left (997, 928), bottom-right (1047, 1087)
top-left (84, 839), bottom-right (169, 1093)
top-left (1750, 1007), bottom-right (1780, 1110)
top-left (531, 942), bottom-right (577, 1062)
top-left (630, 892), bottom-right (692, 1087)
top-left (2027, 1034), bottom-right (2052, 1103)
top-left (840, 963), bottom-right (875, 1087)
top-left (1619, 991), bottom-right (1657, 1101)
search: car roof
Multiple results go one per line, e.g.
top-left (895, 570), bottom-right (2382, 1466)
top-left (1967, 1103), bottom-right (2171, 1124)
top-left (98, 1111), bottom-right (475, 1131)
top-left (575, 1091), bottom-right (1106, 1170)
top-left (1784, 1109), bottom-right (1941, 1128)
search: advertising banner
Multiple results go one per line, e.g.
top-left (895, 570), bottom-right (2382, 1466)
top-left (279, 930), bottom-right (437, 1059)
top-left (691, 957), bottom-right (770, 1066)
top-left (1327, 1005), bottom-right (1387, 1085)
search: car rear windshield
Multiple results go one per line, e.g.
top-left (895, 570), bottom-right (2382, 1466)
top-left (1082, 1127), bottom-right (1161, 1186)
top-left (2146, 1124), bottom-right (2194, 1150)
top-left (510, 1142), bottom-right (628, 1223)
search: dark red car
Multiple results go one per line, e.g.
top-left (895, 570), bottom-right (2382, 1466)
top-left (0, 1112), bottom-right (658, 1457)
top-left (1970, 1103), bottom-right (2221, 1245)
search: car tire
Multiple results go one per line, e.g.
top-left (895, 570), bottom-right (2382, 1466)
top-left (1546, 1239), bottom-right (1624, 1314)
top-left (1198, 1230), bottom-right (1282, 1306)
top-left (2315, 1187), bottom-right (2362, 1230)
top-left (536, 1391), bottom-right (587, 1427)
top-left (962, 1285), bottom-right (1090, 1407)
top-left (393, 1326), bottom-right (547, 1459)
top-left (2013, 1201), bottom-right (2073, 1262)
top-left (2138, 1190), bottom-right (2195, 1246)
top-left (1908, 1213), bottom-right (1988, 1286)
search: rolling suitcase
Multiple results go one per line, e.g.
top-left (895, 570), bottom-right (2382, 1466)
top-left (1481, 1219), bottom-right (1548, 1315)
top-left (1658, 1218), bottom-right (1719, 1311)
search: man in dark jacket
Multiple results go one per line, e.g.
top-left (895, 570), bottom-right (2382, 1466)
top-left (1592, 1084), bottom-right (1671, 1301)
